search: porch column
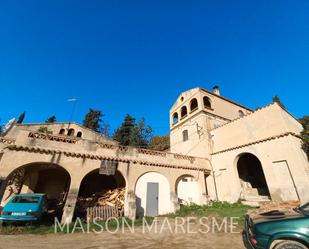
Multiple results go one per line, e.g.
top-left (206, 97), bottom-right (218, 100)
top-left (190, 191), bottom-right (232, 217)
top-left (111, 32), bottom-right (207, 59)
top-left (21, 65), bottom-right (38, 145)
top-left (170, 191), bottom-right (180, 212)
top-left (169, 176), bottom-right (179, 213)
top-left (61, 182), bottom-right (80, 224)
top-left (124, 190), bottom-right (136, 220)
top-left (0, 177), bottom-right (6, 206)
top-left (198, 171), bottom-right (209, 205)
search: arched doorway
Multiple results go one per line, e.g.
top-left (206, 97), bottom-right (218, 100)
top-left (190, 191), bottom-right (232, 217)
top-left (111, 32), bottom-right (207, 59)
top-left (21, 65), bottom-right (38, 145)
top-left (135, 172), bottom-right (170, 217)
top-left (1, 163), bottom-right (71, 220)
top-left (176, 175), bottom-right (201, 205)
top-left (237, 153), bottom-right (270, 198)
top-left (74, 169), bottom-right (126, 219)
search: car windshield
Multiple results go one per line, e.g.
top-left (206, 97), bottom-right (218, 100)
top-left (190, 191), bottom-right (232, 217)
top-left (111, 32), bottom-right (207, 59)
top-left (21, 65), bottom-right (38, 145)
top-left (12, 196), bottom-right (40, 203)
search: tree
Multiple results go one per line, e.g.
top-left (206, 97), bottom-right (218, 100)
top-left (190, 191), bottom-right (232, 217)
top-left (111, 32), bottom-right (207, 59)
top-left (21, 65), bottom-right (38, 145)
top-left (17, 111), bottom-right (26, 124)
top-left (113, 114), bottom-right (138, 146)
top-left (45, 115), bottom-right (56, 123)
top-left (273, 95), bottom-right (285, 109)
top-left (299, 116), bottom-right (309, 160)
top-left (83, 108), bottom-right (110, 136)
top-left (150, 135), bottom-right (170, 151)
top-left (137, 118), bottom-right (153, 147)
top-left (0, 118), bottom-right (2, 135)
top-left (100, 123), bottom-right (110, 137)
top-left (37, 126), bottom-right (53, 134)
top-left (113, 115), bottom-right (153, 147)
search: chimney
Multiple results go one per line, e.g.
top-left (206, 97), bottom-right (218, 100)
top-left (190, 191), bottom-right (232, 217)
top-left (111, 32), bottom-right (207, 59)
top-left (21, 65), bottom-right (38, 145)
top-left (213, 85), bottom-right (220, 96)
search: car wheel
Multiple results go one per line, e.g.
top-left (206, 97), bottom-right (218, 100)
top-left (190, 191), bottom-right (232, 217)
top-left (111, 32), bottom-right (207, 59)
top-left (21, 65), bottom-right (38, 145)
top-left (274, 240), bottom-right (308, 249)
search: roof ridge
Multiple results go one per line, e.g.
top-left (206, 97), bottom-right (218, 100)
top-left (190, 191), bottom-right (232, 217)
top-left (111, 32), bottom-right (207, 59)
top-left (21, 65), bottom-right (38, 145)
top-left (200, 88), bottom-right (253, 111)
top-left (211, 131), bottom-right (301, 155)
top-left (210, 102), bottom-right (276, 131)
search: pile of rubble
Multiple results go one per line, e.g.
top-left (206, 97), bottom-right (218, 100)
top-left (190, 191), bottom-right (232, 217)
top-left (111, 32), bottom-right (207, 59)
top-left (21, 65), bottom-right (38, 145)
top-left (248, 200), bottom-right (300, 215)
top-left (259, 200), bottom-right (300, 211)
top-left (75, 188), bottom-right (125, 215)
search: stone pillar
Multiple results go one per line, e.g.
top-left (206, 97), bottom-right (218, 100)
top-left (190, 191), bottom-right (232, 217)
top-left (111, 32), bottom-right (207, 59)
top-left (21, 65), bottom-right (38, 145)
top-left (124, 190), bottom-right (136, 220)
top-left (170, 191), bottom-right (180, 212)
top-left (61, 186), bottom-right (80, 224)
top-left (169, 175), bottom-right (179, 213)
top-left (0, 178), bottom-right (6, 206)
top-left (205, 173), bottom-right (217, 201)
top-left (198, 172), bottom-right (209, 205)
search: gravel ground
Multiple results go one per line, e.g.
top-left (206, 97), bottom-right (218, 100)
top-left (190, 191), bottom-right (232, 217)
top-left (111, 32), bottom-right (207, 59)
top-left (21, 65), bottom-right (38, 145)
top-left (0, 218), bottom-right (247, 249)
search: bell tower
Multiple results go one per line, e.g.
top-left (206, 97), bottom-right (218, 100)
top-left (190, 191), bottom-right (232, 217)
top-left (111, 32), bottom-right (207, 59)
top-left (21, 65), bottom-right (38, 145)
top-left (169, 86), bottom-right (252, 158)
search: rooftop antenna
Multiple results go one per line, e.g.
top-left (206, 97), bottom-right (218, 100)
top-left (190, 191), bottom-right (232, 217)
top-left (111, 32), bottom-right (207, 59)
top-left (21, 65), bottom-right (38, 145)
top-left (67, 98), bottom-right (77, 129)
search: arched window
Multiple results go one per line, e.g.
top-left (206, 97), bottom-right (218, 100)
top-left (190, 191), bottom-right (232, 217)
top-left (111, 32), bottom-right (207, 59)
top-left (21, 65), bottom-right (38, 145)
top-left (59, 129), bottom-right (65, 135)
top-left (181, 106), bottom-right (188, 119)
top-left (239, 110), bottom-right (245, 117)
top-left (190, 98), bottom-right (198, 112)
top-left (172, 113), bottom-right (179, 124)
top-left (203, 96), bottom-right (211, 109)
top-left (182, 130), bottom-right (188, 141)
top-left (67, 128), bottom-right (75, 136)
top-left (76, 131), bottom-right (82, 138)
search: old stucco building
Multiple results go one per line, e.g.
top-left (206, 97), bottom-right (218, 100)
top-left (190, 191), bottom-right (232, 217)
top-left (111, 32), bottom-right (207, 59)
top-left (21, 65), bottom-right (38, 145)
top-left (0, 86), bottom-right (308, 224)
top-left (170, 87), bottom-right (309, 205)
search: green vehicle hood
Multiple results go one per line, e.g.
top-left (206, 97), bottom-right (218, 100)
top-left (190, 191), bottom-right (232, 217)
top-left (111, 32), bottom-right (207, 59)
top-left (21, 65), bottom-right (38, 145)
top-left (250, 209), bottom-right (305, 224)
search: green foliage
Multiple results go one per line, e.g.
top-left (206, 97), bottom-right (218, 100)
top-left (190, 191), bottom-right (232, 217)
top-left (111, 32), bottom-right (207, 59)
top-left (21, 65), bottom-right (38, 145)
top-left (45, 116), bottom-right (56, 123)
top-left (83, 109), bottom-right (109, 136)
top-left (272, 95), bottom-right (285, 109)
top-left (0, 217), bottom-right (154, 235)
top-left (37, 126), bottom-right (53, 134)
top-left (164, 202), bottom-right (253, 226)
top-left (0, 203), bottom-right (252, 234)
top-left (150, 135), bottom-right (170, 151)
top-left (17, 111), bottom-right (26, 124)
top-left (113, 114), bottom-right (153, 147)
top-left (137, 118), bottom-right (153, 147)
top-left (83, 109), bottom-right (102, 132)
top-left (299, 116), bottom-right (309, 160)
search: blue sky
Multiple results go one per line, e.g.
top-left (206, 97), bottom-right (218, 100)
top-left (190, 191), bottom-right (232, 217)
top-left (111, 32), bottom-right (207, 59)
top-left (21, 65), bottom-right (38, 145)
top-left (0, 0), bottom-right (308, 135)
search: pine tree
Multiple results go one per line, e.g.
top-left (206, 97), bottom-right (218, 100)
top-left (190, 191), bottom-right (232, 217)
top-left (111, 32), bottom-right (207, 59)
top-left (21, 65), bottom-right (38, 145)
top-left (45, 115), bottom-right (57, 123)
top-left (113, 114), bottom-right (138, 146)
top-left (137, 118), bottom-right (153, 147)
top-left (83, 108), bottom-right (109, 136)
top-left (83, 109), bottom-right (102, 132)
top-left (17, 111), bottom-right (26, 124)
top-left (113, 115), bottom-right (153, 147)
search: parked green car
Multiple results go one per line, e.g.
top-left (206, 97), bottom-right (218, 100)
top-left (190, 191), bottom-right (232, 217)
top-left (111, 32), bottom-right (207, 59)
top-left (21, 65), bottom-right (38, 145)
top-left (243, 202), bottom-right (309, 249)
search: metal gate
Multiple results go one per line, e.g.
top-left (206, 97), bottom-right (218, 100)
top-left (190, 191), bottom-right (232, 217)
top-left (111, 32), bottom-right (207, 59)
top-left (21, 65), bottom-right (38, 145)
top-left (86, 205), bottom-right (123, 222)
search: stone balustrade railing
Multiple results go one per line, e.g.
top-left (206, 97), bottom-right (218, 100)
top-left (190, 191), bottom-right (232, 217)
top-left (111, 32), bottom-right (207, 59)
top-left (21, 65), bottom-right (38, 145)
top-left (98, 142), bottom-right (195, 163)
top-left (173, 154), bottom-right (196, 163)
top-left (137, 148), bottom-right (167, 157)
top-left (0, 137), bottom-right (16, 145)
top-left (28, 132), bottom-right (78, 144)
top-left (25, 132), bottom-right (202, 165)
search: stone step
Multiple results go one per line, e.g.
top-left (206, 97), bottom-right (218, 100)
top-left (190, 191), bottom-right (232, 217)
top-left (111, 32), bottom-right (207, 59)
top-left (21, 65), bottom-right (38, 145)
top-left (243, 195), bottom-right (271, 201)
top-left (241, 196), bottom-right (271, 207)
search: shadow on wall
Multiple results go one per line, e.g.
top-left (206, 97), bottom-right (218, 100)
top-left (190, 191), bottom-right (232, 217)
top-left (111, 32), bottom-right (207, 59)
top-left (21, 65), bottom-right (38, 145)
top-left (136, 196), bottom-right (144, 218)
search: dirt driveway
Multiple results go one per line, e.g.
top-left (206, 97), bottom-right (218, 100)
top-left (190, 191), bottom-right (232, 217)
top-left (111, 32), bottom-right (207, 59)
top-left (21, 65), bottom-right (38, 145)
top-left (0, 220), bottom-right (247, 249)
